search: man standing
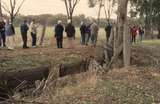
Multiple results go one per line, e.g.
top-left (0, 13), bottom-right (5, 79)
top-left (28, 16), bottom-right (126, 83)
top-left (85, 23), bottom-right (91, 45)
top-left (0, 18), bottom-right (6, 48)
top-left (105, 22), bottom-right (112, 42)
top-left (29, 20), bottom-right (38, 47)
top-left (90, 22), bottom-right (99, 47)
top-left (65, 20), bottom-right (76, 49)
top-left (139, 26), bottom-right (144, 42)
top-left (20, 20), bottom-right (29, 48)
top-left (80, 22), bottom-right (86, 45)
top-left (55, 20), bottom-right (64, 48)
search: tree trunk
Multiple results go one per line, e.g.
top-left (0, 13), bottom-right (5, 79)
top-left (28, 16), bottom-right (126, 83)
top-left (145, 16), bottom-right (152, 39)
top-left (123, 22), bottom-right (131, 67)
top-left (157, 26), bottom-right (160, 39)
top-left (10, 14), bottom-right (14, 24)
top-left (0, 0), bottom-right (2, 17)
top-left (107, 0), bottom-right (129, 68)
top-left (39, 23), bottom-right (46, 46)
top-left (97, 0), bottom-right (102, 25)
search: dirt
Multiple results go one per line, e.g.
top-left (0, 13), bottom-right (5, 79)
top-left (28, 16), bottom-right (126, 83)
top-left (0, 45), bottom-right (104, 72)
top-left (1, 41), bottom-right (160, 104)
top-left (132, 45), bottom-right (160, 68)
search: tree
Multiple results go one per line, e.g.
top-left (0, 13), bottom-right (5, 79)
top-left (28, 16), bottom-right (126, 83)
top-left (2, 0), bottom-right (26, 23)
top-left (111, 0), bottom-right (130, 67)
top-left (62, 0), bottom-right (80, 22)
top-left (151, 0), bottom-right (160, 39)
top-left (0, 0), bottom-right (2, 17)
top-left (130, 0), bottom-right (155, 39)
top-left (88, 0), bottom-right (115, 25)
top-left (89, 0), bottom-right (130, 67)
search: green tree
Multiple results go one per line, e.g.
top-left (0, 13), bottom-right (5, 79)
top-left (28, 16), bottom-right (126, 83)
top-left (131, 0), bottom-right (157, 39)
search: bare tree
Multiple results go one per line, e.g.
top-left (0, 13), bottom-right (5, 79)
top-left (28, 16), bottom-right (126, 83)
top-left (62, 0), bottom-right (80, 22)
top-left (89, 0), bottom-right (114, 25)
top-left (2, 0), bottom-right (26, 23)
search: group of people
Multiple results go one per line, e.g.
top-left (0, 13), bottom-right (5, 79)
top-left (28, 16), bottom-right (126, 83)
top-left (0, 18), bottom-right (15, 49)
top-left (0, 17), bottom-right (145, 50)
top-left (0, 18), bottom-right (39, 49)
top-left (54, 20), bottom-right (76, 48)
top-left (79, 21), bottom-right (99, 47)
top-left (0, 17), bottom-right (114, 50)
top-left (130, 25), bottom-right (144, 43)
top-left (54, 20), bottom-right (99, 49)
top-left (20, 20), bottom-right (39, 48)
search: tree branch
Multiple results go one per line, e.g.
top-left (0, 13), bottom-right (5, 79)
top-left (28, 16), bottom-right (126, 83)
top-left (14, 0), bottom-right (26, 16)
top-left (64, 0), bottom-right (70, 18)
top-left (1, 4), bottom-right (11, 14)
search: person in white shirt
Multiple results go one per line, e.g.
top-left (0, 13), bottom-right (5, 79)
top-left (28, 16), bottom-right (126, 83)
top-left (29, 20), bottom-right (39, 47)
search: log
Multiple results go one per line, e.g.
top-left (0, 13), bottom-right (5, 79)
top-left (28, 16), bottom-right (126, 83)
top-left (0, 66), bottom-right (50, 89)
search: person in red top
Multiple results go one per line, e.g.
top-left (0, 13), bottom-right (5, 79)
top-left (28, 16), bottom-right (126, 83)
top-left (131, 26), bottom-right (137, 43)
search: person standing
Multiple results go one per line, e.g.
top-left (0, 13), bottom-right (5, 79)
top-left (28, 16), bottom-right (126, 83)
top-left (65, 20), bottom-right (75, 49)
top-left (105, 22), bottom-right (112, 42)
top-left (20, 20), bottom-right (29, 49)
top-left (85, 23), bottom-right (91, 45)
top-left (131, 26), bottom-right (137, 43)
top-left (29, 20), bottom-right (38, 47)
top-left (80, 22), bottom-right (86, 45)
top-left (5, 19), bottom-right (15, 50)
top-left (139, 26), bottom-right (144, 42)
top-left (0, 18), bottom-right (6, 48)
top-left (90, 22), bottom-right (99, 47)
top-left (55, 20), bottom-right (64, 48)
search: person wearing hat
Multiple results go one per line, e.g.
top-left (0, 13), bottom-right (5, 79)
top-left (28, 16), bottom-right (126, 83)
top-left (65, 20), bottom-right (76, 48)
top-left (54, 20), bottom-right (64, 48)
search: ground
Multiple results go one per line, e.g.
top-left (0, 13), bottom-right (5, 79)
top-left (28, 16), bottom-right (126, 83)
top-left (1, 27), bottom-right (160, 103)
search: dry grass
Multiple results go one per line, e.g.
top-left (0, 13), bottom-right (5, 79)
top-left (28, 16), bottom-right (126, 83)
top-left (39, 69), bottom-right (99, 104)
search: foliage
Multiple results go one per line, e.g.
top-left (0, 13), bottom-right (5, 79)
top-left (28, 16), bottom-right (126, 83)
top-left (13, 14), bottom-right (111, 27)
top-left (131, 0), bottom-right (160, 29)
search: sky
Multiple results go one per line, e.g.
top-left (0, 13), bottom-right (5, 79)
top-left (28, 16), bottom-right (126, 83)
top-left (3, 0), bottom-right (117, 18)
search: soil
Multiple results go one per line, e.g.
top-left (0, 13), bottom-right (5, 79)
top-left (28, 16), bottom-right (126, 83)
top-left (1, 41), bottom-right (160, 104)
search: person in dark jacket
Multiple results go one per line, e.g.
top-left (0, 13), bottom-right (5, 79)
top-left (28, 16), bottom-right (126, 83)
top-left (55, 20), bottom-right (64, 48)
top-left (20, 20), bottom-right (29, 48)
top-left (65, 20), bottom-right (75, 48)
top-left (105, 22), bottom-right (112, 42)
top-left (80, 22), bottom-right (86, 45)
top-left (85, 23), bottom-right (91, 45)
top-left (0, 18), bottom-right (6, 47)
top-left (139, 26), bottom-right (144, 42)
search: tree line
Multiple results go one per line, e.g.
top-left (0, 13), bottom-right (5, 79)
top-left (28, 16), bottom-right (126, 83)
top-left (13, 14), bottom-right (111, 27)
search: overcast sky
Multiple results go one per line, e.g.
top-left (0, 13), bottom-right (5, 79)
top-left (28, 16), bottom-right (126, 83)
top-left (3, 0), bottom-right (117, 18)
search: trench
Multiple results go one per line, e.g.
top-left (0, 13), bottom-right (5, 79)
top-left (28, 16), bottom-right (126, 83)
top-left (0, 57), bottom-right (94, 102)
